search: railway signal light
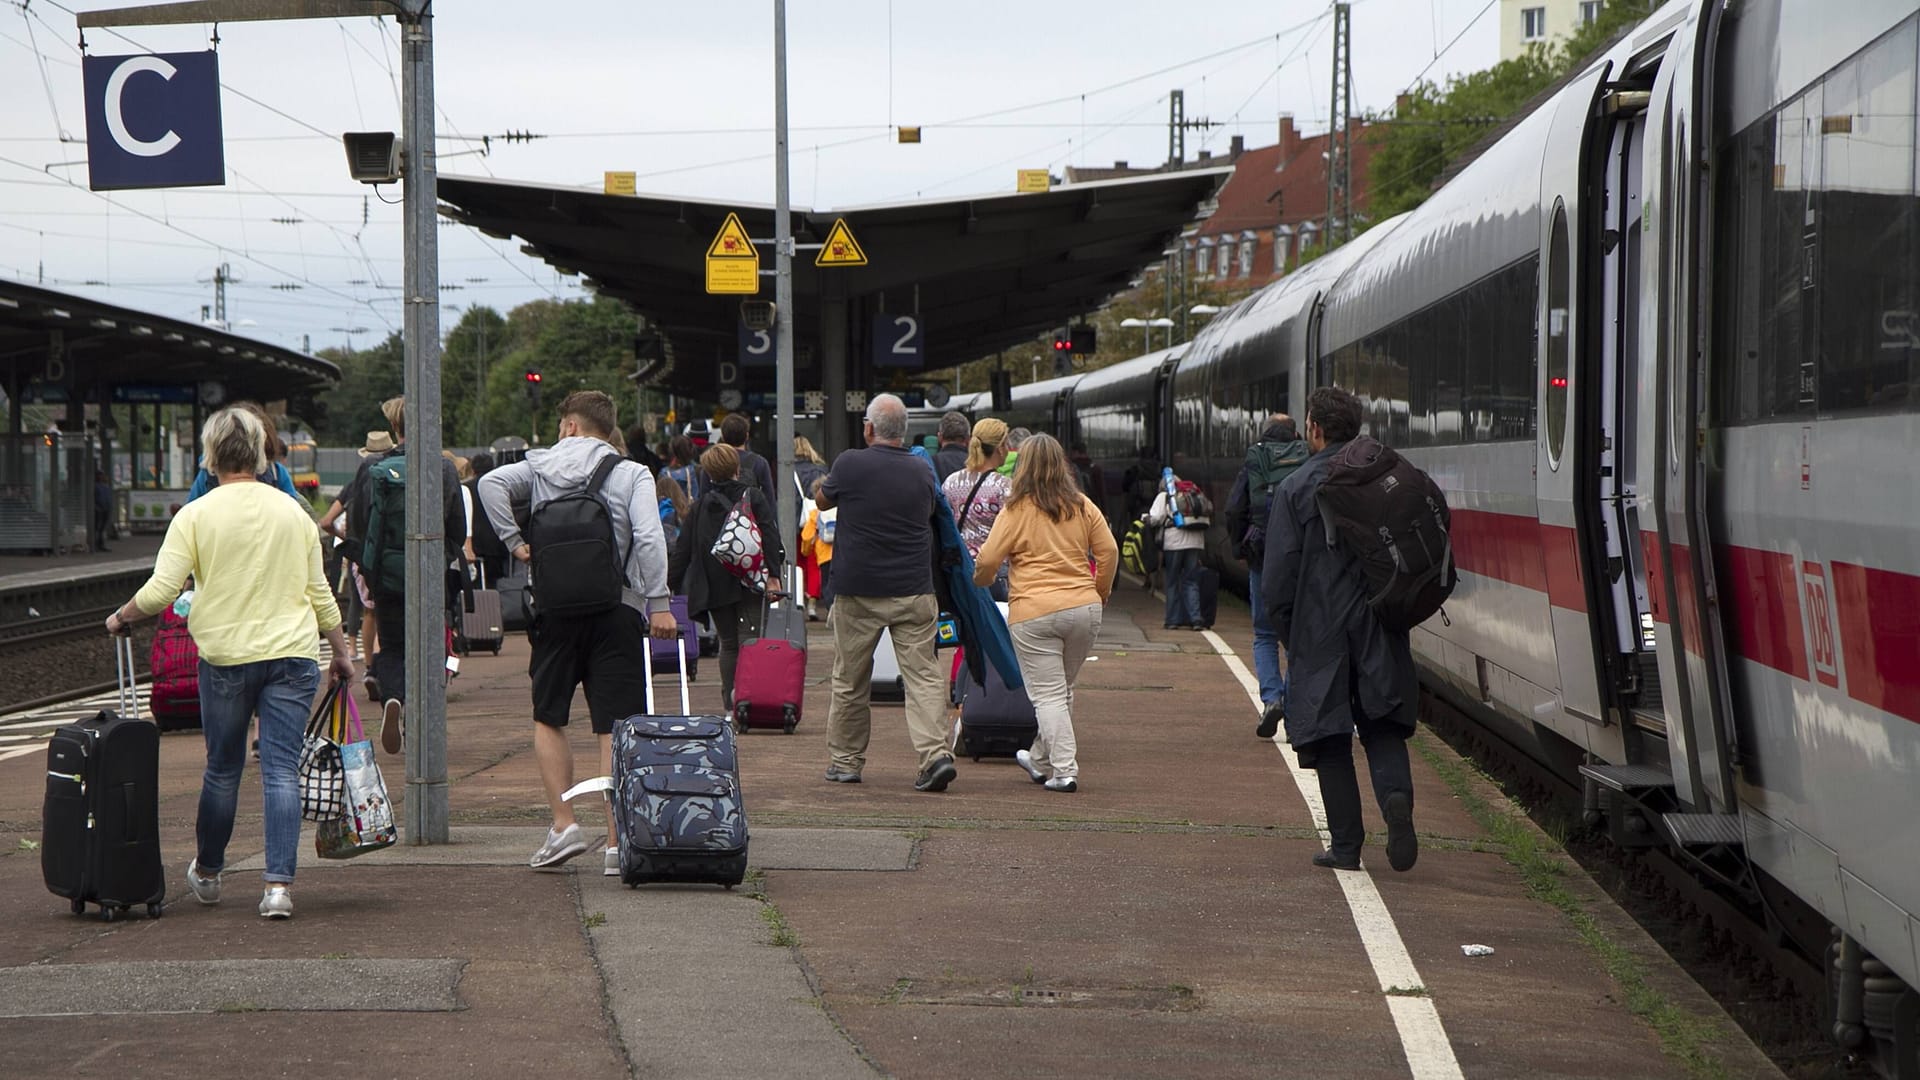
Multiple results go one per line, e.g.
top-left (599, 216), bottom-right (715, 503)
top-left (525, 369), bottom-right (543, 409)
top-left (1070, 326), bottom-right (1096, 354)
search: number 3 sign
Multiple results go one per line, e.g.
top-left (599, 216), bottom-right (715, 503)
top-left (872, 313), bottom-right (923, 369)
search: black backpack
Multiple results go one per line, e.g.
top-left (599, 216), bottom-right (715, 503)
top-left (525, 455), bottom-right (627, 620)
top-left (1315, 436), bottom-right (1455, 632)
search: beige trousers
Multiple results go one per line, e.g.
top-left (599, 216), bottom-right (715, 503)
top-left (1009, 602), bottom-right (1102, 779)
top-left (826, 593), bottom-right (950, 773)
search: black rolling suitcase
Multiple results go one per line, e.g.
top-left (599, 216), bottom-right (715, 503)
top-left (43, 636), bottom-right (165, 921)
top-left (1194, 566), bottom-right (1220, 628)
top-left (954, 659), bottom-right (1039, 760)
top-left (571, 638), bottom-right (747, 888)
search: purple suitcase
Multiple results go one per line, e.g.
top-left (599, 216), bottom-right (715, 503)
top-left (649, 596), bottom-right (700, 681)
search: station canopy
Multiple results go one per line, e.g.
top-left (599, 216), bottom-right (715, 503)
top-left (0, 279), bottom-right (338, 408)
top-left (437, 167), bottom-right (1231, 389)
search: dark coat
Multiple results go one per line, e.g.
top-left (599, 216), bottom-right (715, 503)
top-left (670, 479), bottom-right (785, 618)
top-left (932, 444), bottom-right (968, 482)
top-left (1260, 441), bottom-right (1417, 748)
top-left (910, 447), bottom-right (1024, 690)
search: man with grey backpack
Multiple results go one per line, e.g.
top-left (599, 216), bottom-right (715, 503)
top-left (478, 391), bottom-right (679, 876)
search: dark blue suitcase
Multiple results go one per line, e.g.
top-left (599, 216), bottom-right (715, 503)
top-left (612, 639), bottom-right (746, 887)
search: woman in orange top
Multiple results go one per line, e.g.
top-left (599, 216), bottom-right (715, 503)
top-left (972, 434), bottom-right (1119, 792)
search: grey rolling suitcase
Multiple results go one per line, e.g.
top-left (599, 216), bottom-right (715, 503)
top-left (456, 565), bottom-right (504, 655)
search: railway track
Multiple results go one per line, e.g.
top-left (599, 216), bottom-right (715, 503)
top-left (0, 607), bottom-right (117, 648)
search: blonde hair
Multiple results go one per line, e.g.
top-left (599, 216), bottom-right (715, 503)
top-left (202, 406), bottom-right (268, 478)
top-left (700, 442), bottom-right (740, 482)
top-left (1008, 433), bottom-right (1082, 523)
top-left (381, 396), bottom-right (406, 439)
top-left (965, 417), bottom-right (1010, 473)
top-left (793, 435), bottom-right (826, 466)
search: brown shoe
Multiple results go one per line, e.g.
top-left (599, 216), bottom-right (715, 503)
top-left (381, 699), bottom-right (403, 755)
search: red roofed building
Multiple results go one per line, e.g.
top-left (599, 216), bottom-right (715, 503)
top-left (1187, 114), bottom-right (1379, 290)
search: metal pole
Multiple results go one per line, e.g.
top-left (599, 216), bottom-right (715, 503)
top-left (772, 0), bottom-right (798, 569)
top-left (399, 1), bottom-right (448, 844)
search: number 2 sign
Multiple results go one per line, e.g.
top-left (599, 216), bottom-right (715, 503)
top-left (872, 313), bottom-right (924, 369)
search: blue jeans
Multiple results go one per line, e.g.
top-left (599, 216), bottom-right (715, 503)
top-left (197, 657), bottom-right (317, 884)
top-left (1246, 565), bottom-right (1287, 706)
top-left (1162, 548), bottom-right (1201, 627)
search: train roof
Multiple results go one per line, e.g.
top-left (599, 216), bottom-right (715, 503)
top-left (1072, 346), bottom-right (1184, 398)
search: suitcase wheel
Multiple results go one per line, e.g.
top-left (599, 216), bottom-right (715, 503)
top-left (490, 645), bottom-right (501, 656)
top-left (147, 902), bottom-right (164, 919)
top-left (733, 704), bottom-right (748, 735)
top-left (782, 704), bottom-right (798, 735)
top-left (102, 906), bottom-right (119, 923)
top-left (70, 898), bottom-right (85, 915)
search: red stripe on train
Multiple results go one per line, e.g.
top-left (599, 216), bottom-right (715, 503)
top-left (1448, 507), bottom-right (1916, 724)
top-left (1829, 562), bottom-right (1920, 725)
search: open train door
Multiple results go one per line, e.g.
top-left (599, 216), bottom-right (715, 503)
top-left (1534, 60), bottom-right (1623, 756)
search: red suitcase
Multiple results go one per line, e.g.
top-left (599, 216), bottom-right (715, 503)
top-left (732, 583), bottom-right (805, 734)
top-left (149, 607), bottom-right (201, 731)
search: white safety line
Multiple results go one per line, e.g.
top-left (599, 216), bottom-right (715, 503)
top-left (0, 745), bottom-right (43, 763)
top-left (1202, 629), bottom-right (1463, 1080)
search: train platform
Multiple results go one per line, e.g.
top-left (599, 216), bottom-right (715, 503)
top-left (0, 533), bottom-right (163, 588)
top-left (0, 583), bottom-right (1783, 1079)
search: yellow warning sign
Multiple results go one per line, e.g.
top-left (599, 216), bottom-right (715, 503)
top-left (706, 212), bottom-right (760, 295)
top-left (1016, 169), bottom-right (1051, 193)
top-left (814, 217), bottom-right (868, 268)
top-left (604, 171), bottom-right (636, 196)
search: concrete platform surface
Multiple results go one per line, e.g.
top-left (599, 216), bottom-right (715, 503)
top-left (0, 581), bottom-right (1783, 1079)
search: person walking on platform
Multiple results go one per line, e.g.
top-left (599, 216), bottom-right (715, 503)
top-left (1224, 414), bottom-right (1309, 738)
top-left (815, 393), bottom-right (958, 792)
top-left (466, 452), bottom-right (510, 587)
top-left (341, 397), bottom-right (466, 755)
top-left (798, 476), bottom-right (834, 620)
top-left (942, 417), bottom-right (1013, 602)
top-left (996, 427), bottom-right (1030, 478)
top-left (479, 391), bottom-right (678, 875)
top-left (670, 443), bottom-right (785, 713)
top-left (1146, 463), bottom-right (1209, 630)
top-left (1261, 386), bottom-right (1418, 872)
top-left (718, 413), bottom-right (776, 504)
top-left (660, 435), bottom-right (703, 505)
top-left (973, 435), bottom-right (1118, 793)
top-left (932, 411), bottom-right (971, 481)
top-left (106, 406), bottom-right (355, 920)
top-left (184, 402), bottom-right (303, 504)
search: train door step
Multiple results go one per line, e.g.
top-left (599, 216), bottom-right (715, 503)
top-left (1578, 762), bottom-right (1673, 792)
top-left (1661, 812), bottom-right (1744, 848)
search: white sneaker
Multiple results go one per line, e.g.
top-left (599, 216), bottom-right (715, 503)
top-left (604, 846), bottom-right (620, 877)
top-left (186, 859), bottom-right (221, 905)
top-left (1043, 776), bottom-right (1078, 793)
top-left (1014, 749), bottom-right (1046, 784)
top-left (529, 822), bottom-right (589, 870)
top-left (258, 886), bottom-right (293, 919)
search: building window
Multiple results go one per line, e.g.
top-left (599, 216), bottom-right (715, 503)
top-left (1522, 6), bottom-right (1546, 39)
top-left (1238, 236), bottom-right (1255, 277)
top-left (1274, 228), bottom-right (1292, 272)
top-left (1579, 1), bottom-right (1603, 25)
top-left (1299, 222), bottom-right (1318, 260)
top-left (1195, 242), bottom-right (1212, 279)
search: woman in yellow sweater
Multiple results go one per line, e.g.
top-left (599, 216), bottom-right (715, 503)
top-left (107, 406), bottom-right (354, 920)
top-left (972, 435), bottom-right (1119, 792)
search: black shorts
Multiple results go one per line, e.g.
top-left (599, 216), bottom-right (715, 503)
top-left (528, 604), bottom-right (651, 735)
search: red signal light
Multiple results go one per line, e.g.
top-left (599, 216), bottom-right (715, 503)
top-left (525, 371), bottom-right (542, 383)
top-left (1550, 377), bottom-right (1568, 388)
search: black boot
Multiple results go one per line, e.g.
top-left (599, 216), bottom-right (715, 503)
top-left (1254, 701), bottom-right (1283, 740)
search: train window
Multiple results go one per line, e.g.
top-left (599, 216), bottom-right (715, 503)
top-left (1817, 20), bottom-right (1917, 414)
top-left (1544, 203), bottom-right (1571, 468)
top-left (1493, 257), bottom-right (1540, 440)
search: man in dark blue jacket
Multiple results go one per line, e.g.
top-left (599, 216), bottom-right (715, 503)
top-left (1260, 386), bottom-right (1417, 872)
top-left (1224, 414), bottom-right (1308, 737)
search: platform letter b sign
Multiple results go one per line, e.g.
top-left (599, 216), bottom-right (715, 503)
top-left (83, 52), bottom-right (225, 191)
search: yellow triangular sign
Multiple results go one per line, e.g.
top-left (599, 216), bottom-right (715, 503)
top-left (815, 217), bottom-right (868, 267)
top-left (707, 212), bottom-right (757, 260)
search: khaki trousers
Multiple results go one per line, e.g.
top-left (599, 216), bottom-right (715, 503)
top-left (1009, 602), bottom-right (1102, 779)
top-left (826, 593), bottom-right (950, 773)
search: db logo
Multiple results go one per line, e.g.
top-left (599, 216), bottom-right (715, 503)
top-left (1801, 561), bottom-right (1840, 689)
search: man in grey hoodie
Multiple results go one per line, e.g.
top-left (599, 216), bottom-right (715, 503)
top-left (478, 390), bottom-right (678, 874)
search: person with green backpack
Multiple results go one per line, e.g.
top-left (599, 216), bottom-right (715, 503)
top-left (341, 396), bottom-right (466, 755)
top-left (1223, 414), bottom-right (1308, 738)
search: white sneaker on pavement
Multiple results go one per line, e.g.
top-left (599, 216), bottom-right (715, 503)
top-left (529, 823), bottom-right (589, 870)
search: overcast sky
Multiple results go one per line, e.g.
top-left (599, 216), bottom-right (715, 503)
top-left (1, 0), bottom-right (1500, 356)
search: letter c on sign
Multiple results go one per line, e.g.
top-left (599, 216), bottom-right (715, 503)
top-left (105, 56), bottom-right (182, 158)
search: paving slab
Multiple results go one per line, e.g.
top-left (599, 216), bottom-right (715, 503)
top-left (0, 958), bottom-right (465, 1016)
top-left (578, 875), bottom-right (876, 1079)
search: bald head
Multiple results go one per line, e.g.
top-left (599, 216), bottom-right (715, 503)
top-left (1263, 413), bottom-right (1298, 442)
top-left (865, 393), bottom-right (908, 443)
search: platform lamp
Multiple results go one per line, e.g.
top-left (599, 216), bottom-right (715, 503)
top-left (1120, 317), bottom-right (1176, 352)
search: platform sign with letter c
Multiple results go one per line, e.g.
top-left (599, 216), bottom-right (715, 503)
top-left (83, 52), bottom-right (225, 191)
top-left (872, 313), bottom-right (924, 369)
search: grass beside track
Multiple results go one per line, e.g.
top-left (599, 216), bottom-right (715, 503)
top-left (1411, 731), bottom-right (1731, 1080)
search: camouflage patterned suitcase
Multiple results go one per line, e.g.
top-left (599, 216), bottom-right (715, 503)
top-left (611, 637), bottom-right (748, 888)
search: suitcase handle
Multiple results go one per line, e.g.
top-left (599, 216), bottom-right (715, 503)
top-left (639, 614), bottom-right (692, 717)
top-left (113, 633), bottom-right (140, 720)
